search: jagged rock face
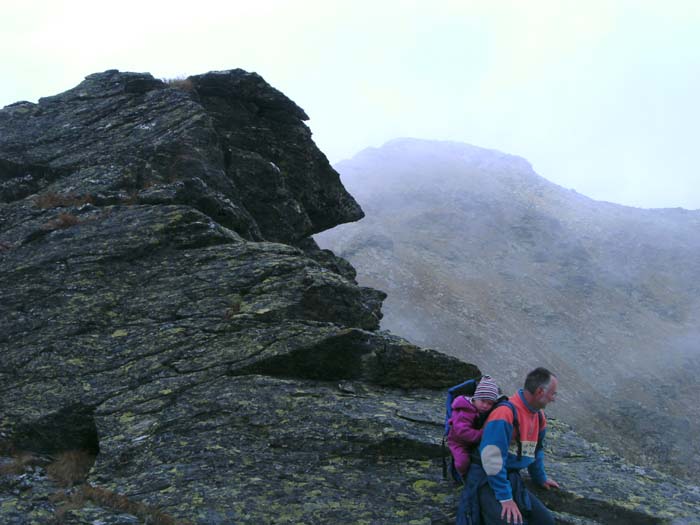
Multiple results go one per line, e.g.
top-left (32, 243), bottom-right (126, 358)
top-left (1, 76), bottom-right (697, 524)
top-left (316, 138), bottom-right (700, 481)
top-left (0, 71), bottom-right (480, 523)
top-left (0, 69), bottom-right (362, 244)
top-left (1, 68), bottom-right (388, 435)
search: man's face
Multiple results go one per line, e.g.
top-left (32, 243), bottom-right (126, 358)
top-left (535, 376), bottom-right (558, 409)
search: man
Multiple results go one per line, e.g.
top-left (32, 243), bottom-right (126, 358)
top-left (468, 368), bottom-right (560, 525)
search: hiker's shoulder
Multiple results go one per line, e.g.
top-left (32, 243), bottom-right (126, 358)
top-left (487, 403), bottom-right (515, 423)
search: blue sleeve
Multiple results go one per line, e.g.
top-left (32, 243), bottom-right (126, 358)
top-left (527, 427), bottom-right (547, 485)
top-left (479, 417), bottom-right (513, 501)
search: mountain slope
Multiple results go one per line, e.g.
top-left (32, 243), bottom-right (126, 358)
top-left (316, 138), bottom-right (700, 478)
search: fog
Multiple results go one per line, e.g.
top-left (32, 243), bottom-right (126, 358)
top-left (315, 138), bottom-right (700, 477)
top-left (3, 0), bottom-right (700, 209)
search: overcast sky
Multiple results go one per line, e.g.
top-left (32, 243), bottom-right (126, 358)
top-left (3, 0), bottom-right (699, 209)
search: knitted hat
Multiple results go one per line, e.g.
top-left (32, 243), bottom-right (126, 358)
top-left (473, 375), bottom-right (499, 401)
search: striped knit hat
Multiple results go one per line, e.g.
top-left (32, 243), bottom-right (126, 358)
top-left (473, 375), bottom-right (499, 401)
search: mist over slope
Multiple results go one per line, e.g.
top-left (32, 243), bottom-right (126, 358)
top-left (316, 138), bottom-right (700, 478)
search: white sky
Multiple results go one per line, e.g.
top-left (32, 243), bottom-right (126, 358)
top-left (3, 0), bottom-right (699, 209)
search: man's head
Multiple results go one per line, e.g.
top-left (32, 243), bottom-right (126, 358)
top-left (523, 367), bottom-right (557, 410)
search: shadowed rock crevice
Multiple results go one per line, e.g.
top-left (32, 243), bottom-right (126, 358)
top-left (362, 436), bottom-right (444, 460)
top-left (0, 157), bottom-right (73, 203)
top-left (228, 332), bottom-right (372, 381)
top-left (11, 404), bottom-right (100, 457)
top-left (229, 328), bottom-right (478, 388)
top-left (529, 483), bottom-right (663, 525)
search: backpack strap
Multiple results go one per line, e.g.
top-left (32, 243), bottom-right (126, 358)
top-left (495, 400), bottom-right (522, 460)
top-left (535, 410), bottom-right (545, 452)
top-left (442, 434), bottom-right (448, 479)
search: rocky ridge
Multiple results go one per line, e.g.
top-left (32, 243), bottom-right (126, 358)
top-left (1, 73), bottom-right (697, 523)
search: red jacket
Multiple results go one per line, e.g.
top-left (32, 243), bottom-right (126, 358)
top-left (447, 396), bottom-right (484, 474)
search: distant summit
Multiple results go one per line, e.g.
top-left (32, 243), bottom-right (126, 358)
top-left (317, 138), bottom-right (700, 479)
top-left (336, 138), bottom-right (537, 200)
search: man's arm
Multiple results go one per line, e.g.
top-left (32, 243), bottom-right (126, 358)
top-left (479, 407), bottom-right (514, 501)
top-left (527, 416), bottom-right (558, 489)
top-left (527, 426), bottom-right (547, 485)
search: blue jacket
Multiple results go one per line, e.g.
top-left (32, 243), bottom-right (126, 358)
top-left (478, 390), bottom-right (548, 501)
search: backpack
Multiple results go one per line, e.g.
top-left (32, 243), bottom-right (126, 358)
top-left (442, 379), bottom-right (545, 484)
top-left (442, 377), bottom-right (481, 484)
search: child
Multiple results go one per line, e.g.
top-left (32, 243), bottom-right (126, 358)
top-left (447, 375), bottom-right (500, 476)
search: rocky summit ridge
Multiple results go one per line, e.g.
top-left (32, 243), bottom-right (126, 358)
top-left (0, 71), bottom-right (698, 524)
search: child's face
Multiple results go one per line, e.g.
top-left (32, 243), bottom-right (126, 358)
top-left (473, 398), bottom-right (495, 413)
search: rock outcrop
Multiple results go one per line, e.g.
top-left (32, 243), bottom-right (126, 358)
top-left (1, 73), bottom-right (698, 524)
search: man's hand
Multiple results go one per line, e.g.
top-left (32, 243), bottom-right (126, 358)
top-left (500, 499), bottom-right (523, 524)
top-left (541, 479), bottom-right (560, 490)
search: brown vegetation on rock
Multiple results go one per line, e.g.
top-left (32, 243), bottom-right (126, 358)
top-left (46, 449), bottom-right (96, 486)
top-left (0, 451), bottom-right (41, 476)
top-left (34, 192), bottom-right (94, 209)
top-left (42, 212), bottom-right (82, 230)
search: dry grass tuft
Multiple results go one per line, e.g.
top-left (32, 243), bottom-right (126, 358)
top-left (80, 485), bottom-right (187, 524)
top-left (48, 479), bottom-right (190, 524)
top-left (42, 212), bottom-right (82, 231)
top-left (223, 303), bottom-right (241, 319)
top-left (34, 192), bottom-right (94, 209)
top-left (164, 77), bottom-right (195, 92)
top-left (50, 488), bottom-right (86, 523)
top-left (0, 451), bottom-right (42, 475)
top-left (47, 449), bottom-right (96, 486)
top-left (124, 190), bottom-right (141, 205)
top-left (2, 442), bottom-right (188, 524)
